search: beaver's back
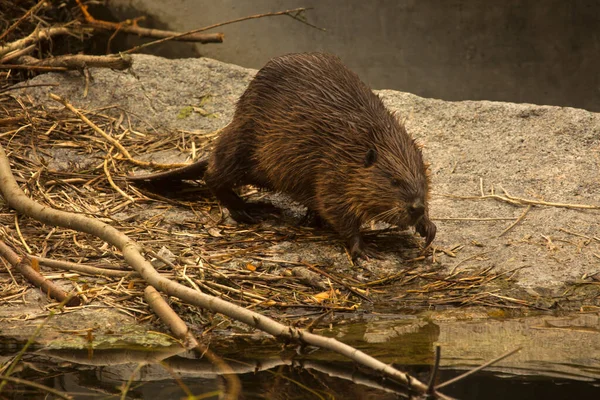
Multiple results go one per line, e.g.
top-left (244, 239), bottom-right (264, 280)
top-left (233, 53), bottom-right (401, 208)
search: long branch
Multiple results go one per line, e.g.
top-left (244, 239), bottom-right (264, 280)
top-left (123, 8), bottom-right (314, 55)
top-left (0, 26), bottom-right (74, 58)
top-left (17, 54), bottom-right (132, 70)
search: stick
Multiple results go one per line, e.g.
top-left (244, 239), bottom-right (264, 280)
top-left (75, 0), bottom-right (222, 44)
top-left (123, 8), bottom-right (319, 54)
top-left (16, 54), bottom-right (132, 70)
top-left (0, 240), bottom-right (81, 306)
top-left (436, 347), bottom-right (521, 389)
top-left (31, 255), bottom-right (136, 278)
top-left (444, 192), bottom-right (600, 210)
top-left (499, 205), bottom-right (531, 237)
top-left (0, 26), bottom-right (74, 58)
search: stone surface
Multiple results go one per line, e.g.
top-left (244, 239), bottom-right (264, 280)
top-left (15, 54), bottom-right (600, 291)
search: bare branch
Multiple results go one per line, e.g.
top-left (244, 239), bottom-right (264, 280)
top-left (123, 8), bottom-right (316, 55)
top-left (0, 240), bottom-right (81, 306)
top-left (74, 0), bottom-right (223, 44)
top-left (0, 26), bottom-right (74, 58)
top-left (144, 286), bottom-right (241, 399)
top-left (17, 54), bottom-right (132, 70)
top-left (436, 347), bottom-right (522, 389)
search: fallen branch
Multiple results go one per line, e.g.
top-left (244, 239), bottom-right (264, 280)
top-left (0, 240), bottom-right (81, 306)
top-left (16, 54), bottom-right (132, 71)
top-left (145, 286), bottom-right (241, 399)
top-left (0, 143), bottom-right (447, 398)
top-left (0, 26), bottom-right (76, 58)
top-left (75, 0), bottom-right (223, 44)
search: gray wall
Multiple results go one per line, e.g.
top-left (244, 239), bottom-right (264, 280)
top-left (111, 0), bottom-right (600, 111)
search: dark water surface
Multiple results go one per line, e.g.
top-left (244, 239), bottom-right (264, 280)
top-left (5, 365), bottom-right (599, 400)
top-left (2, 313), bottom-right (599, 399)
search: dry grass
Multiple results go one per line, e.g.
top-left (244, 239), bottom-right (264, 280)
top-left (0, 92), bottom-right (536, 330)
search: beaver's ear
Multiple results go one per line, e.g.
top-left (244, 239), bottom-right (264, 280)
top-left (364, 148), bottom-right (377, 167)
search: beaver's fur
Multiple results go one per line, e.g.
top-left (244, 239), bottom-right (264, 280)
top-left (129, 53), bottom-right (436, 258)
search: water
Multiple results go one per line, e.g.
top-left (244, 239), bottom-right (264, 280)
top-left (2, 313), bottom-right (599, 399)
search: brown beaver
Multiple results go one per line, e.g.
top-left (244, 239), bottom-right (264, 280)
top-left (129, 53), bottom-right (436, 258)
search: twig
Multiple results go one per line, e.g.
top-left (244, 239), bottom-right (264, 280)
top-left (444, 192), bottom-right (600, 210)
top-left (485, 292), bottom-right (533, 307)
top-left (31, 255), bottom-right (136, 278)
top-left (75, 0), bottom-right (223, 44)
top-left (436, 347), bottom-right (521, 389)
top-left (499, 205), bottom-right (531, 237)
top-left (123, 8), bottom-right (318, 55)
top-left (449, 251), bottom-right (492, 274)
top-left (0, 26), bottom-right (74, 58)
top-left (0, 64), bottom-right (68, 71)
top-left (104, 154), bottom-right (135, 202)
top-left (558, 228), bottom-right (594, 241)
top-left (434, 217), bottom-right (516, 221)
top-left (444, 180), bottom-right (600, 210)
top-left (427, 346), bottom-right (442, 397)
top-left (109, 24), bottom-right (224, 43)
top-left (303, 262), bottom-right (371, 302)
top-left (14, 214), bottom-right (31, 253)
top-left (0, 44), bottom-right (36, 64)
top-left (0, 0), bottom-right (47, 42)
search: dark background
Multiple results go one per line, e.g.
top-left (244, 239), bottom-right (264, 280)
top-left (110, 0), bottom-right (600, 111)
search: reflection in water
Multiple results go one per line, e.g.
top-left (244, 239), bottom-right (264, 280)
top-left (2, 350), bottom-right (599, 400)
top-left (0, 343), bottom-right (597, 399)
top-left (1, 313), bottom-right (599, 399)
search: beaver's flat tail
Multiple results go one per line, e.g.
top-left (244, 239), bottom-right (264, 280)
top-left (127, 158), bottom-right (209, 183)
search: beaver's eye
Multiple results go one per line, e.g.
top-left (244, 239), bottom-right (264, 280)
top-left (364, 148), bottom-right (377, 167)
top-left (391, 178), bottom-right (402, 187)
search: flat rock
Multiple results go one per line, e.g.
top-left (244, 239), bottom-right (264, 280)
top-left (16, 54), bottom-right (599, 291)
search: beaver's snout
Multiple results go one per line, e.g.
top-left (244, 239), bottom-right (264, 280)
top-left (408, 200), bottom-right (425, 221)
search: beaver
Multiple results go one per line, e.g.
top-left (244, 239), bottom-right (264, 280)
top-left (129, 52), bottom-right (436, 258)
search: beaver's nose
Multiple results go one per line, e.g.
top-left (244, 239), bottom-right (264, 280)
top-left (408, 200), bottom-right (425, 220)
